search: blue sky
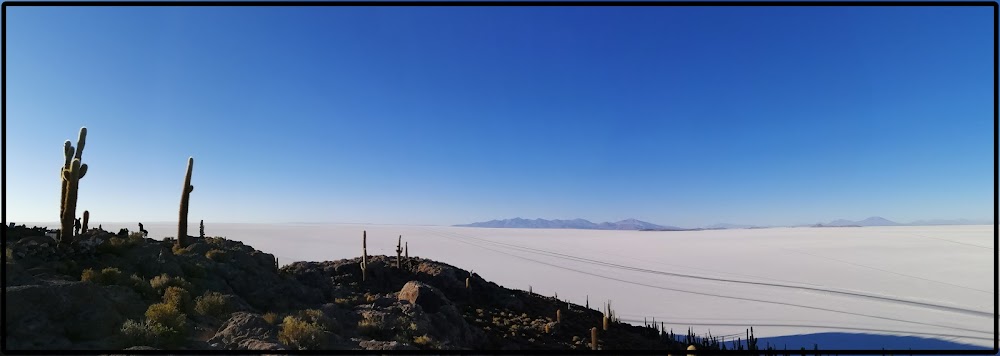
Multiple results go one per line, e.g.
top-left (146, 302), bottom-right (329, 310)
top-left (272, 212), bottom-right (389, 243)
top-left (4, 6), bottom-right (995, 227)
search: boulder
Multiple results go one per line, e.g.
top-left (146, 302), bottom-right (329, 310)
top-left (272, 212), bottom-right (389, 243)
top-left (397, 281), bottom-right (450, 313)
top-left (208, 312), bottom-right (285, 350)
top-left (5, 280), bottom-right (143, 349)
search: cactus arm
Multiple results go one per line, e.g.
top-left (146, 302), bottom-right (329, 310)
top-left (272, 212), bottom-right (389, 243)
top-left (74, 127), bottom-right (87, 160)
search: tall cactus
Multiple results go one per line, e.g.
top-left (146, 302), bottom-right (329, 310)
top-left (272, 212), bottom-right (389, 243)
top-left (176, 157), bottom-right (194, 249)
top-left (82, 210), bottom-right (89, 233)
top-left (361, 230), bottom-right (368, 281)
top-left (199, 219), bottom-right (205, 238)
top-left (395, 235), bottom-right (403, 268)
top-left (59, 127), bottom-right (88, 243)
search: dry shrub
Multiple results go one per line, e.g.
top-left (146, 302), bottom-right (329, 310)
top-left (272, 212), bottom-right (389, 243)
top-left (145, 302), bottom-right (186, 332)
top-left (194, 291), bottom-right (232, 319)
top-left (162, 286), bottom-right (192, 312)
top-left (278, 316), bottom-right (327, 350)
top-left (81, 267), bottom-right (123, 285)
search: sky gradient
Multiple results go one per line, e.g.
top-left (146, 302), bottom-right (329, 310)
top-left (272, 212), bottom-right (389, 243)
top-left (4, 5), bottom-right (995, 227)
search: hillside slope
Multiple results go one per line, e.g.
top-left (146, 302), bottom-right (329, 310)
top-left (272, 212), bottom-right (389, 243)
top-left (3, 224), bottom-right (726, 351)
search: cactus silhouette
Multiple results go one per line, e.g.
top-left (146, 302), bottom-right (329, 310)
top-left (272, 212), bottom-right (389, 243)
top-left (360, 230), bottom-right (368, 281)
top-left (199, 219), bottom-right (205, 238)
top-left (59, 127), bottom-right (88, 242)
top-left (176, 157), bottom-right (194, 249)
top-left (395, 235), bottom-right (403, 268)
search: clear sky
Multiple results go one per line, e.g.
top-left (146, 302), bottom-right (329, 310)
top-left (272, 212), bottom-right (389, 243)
top-left (4, 5), bottom-right (995, 227)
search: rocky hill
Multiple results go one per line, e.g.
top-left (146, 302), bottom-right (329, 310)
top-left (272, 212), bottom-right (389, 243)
top-left (3, 224), bottom-right (732, 351)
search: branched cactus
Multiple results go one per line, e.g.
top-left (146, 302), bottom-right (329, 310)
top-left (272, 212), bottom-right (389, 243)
top-left (82, 210), bottom-right (89, 233)
top-left (59, 127), bottom-right (88, 243)
top-left (361, 230), bottom-right (368, 282)
top-left (74, 218), bottom-right (81, 236)
top-left (176, 157), bottom-right (194, 249)
top-left (395, 235), bottom-right (403, 268)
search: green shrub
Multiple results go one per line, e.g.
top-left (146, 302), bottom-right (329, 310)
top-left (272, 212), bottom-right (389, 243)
top-left (193, 291), bottom-right (231, 319)
top-left (81, 267), bottom-right (123, 286)
top-left (149, 273), bottom-right (192, 295)
top-left (119, 318), bottom-right (183, 349)
top-left (278, 316), bottom-right (327, 350)
top-left (162, 286), bottom-right (192, 312)
top-left (145, 303), bottom-right (186, 332)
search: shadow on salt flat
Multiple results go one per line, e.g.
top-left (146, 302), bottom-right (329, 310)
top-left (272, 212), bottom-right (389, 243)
top-left (750, 332), bottom-right (988, 351)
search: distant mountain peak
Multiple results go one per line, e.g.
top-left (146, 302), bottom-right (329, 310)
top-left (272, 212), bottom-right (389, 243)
top-left (821, 216), bottom-right (901, 227)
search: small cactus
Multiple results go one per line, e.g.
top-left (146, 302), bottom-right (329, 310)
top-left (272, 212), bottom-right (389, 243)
top-left (176, 157), bottom-right (194, 249)
top-left (591, 327), bottom-right (598, 350)
top-left (199, 219), bottom-right (205, 239)
top-left (556, 309), bottom-right (561, 323)
top-left (466, 277), bottom-right (470, 289)
top-left (74, 218), bottom-right (81, 236)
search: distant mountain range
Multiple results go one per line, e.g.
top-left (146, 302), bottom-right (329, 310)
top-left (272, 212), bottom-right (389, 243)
top-left (455, 216), bottom-right (993, 231)
top-left (809, 216), bottom-right (993, 227)
top-left (454, 218), bottom-right (687, 231)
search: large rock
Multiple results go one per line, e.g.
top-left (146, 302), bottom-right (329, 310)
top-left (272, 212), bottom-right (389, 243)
top-left (5, 280), bottom-right (143, 350)
top-left (208, 312), bottom-right (286, 350)
top-left (397, 281), bottom-right (450, 313)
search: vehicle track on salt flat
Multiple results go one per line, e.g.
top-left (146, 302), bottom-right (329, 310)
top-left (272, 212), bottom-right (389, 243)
top-left (424, 227), bottom-right (992, 318)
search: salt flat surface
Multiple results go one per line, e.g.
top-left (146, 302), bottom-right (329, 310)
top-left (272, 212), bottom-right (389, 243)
top-left (17, 222), bottom-right (995, 349)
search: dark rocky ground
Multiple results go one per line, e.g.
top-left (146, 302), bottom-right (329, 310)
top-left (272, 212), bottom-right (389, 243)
top-left (3, 224), bottom-right (725, 351)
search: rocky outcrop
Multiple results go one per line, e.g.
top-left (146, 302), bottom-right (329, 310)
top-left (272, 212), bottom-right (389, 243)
top-left (5, 280), bottom-right (144, 350)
